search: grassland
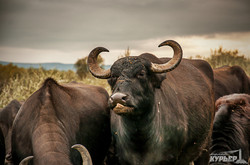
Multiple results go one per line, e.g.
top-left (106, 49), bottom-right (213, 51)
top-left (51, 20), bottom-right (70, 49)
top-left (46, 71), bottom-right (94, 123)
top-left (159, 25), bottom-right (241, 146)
top-left (0, 66), bottom-right (110, 108)
top-left (1, 46), bottom-right (249, 108)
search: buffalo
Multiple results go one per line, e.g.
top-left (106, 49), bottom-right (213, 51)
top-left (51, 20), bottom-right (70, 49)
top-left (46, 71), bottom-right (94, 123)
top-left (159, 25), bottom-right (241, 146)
top-left (210, 94), bottom-right (250, 164)
top-left (213, 65), bottom-right (250, 100)
top-left (0, 99), bottom-right (21, 165)
top-left (11, 78), bottom-right (111, 165)
top-left (87, 40), bottom-right (215, 164)
top-left (0, 128), bottom-right (4, 165)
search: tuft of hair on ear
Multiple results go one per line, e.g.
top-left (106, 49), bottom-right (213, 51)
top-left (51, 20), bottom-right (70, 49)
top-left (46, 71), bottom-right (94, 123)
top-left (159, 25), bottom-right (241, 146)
top-left (42, 77), bottom-right (59, 88)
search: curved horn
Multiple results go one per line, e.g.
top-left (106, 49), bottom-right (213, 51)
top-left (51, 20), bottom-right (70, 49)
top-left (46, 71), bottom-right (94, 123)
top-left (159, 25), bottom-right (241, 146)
top-left (151, 40), bottom-right (183, 73)
top-left (19, 156), bottom-right (33, 165)
top-left (87, 47), bottom-right (111, 79)
top-left (72, 144), bottom-right (93, 165)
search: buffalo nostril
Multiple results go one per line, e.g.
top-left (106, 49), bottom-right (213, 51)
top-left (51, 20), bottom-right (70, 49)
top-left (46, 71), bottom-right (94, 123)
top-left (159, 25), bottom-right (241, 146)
top-left (111, 92), bottom-right (127, 101)
top-left (109, 92), bottom-right (128, 107)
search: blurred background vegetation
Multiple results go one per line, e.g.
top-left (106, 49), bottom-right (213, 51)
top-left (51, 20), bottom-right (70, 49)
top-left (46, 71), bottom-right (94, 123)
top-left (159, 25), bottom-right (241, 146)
top-left (0, 63), bottom-right (109, 108)
top-left (190, 46), bottom-right (250, 73)
top-left (74, 56), bottom-right (105, 79)
top-left (0, 46), bottom-right (249, 108)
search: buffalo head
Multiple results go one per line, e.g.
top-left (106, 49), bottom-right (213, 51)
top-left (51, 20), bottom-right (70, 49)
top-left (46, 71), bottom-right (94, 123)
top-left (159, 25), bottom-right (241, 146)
top-left (88, 40), bottom-right (182, 116)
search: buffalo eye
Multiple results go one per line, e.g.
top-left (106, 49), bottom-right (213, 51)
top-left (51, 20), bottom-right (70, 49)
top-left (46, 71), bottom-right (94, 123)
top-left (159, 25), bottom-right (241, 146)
top-left (136, 70), bottom-right (146, 79)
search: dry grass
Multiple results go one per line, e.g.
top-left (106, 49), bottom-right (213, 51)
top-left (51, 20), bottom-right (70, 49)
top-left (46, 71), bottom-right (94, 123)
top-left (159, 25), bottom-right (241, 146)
top-left (0, 68), bottom-right (110, 108)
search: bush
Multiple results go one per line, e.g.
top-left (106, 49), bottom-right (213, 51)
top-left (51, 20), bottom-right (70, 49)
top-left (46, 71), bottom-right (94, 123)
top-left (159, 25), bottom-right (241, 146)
top-left (0, 63), bottom-right (26, 94)
top-left (192, 46), bottom-right (250, 75)
top-left (74, 56), bottom-right (105, 79)
top-left (206, 46), bottom-right (250, 74)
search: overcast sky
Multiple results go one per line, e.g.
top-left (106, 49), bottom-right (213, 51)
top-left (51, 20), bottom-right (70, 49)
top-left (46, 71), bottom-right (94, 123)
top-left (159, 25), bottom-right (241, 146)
top-left (0, 0), bottom-right (250, 65)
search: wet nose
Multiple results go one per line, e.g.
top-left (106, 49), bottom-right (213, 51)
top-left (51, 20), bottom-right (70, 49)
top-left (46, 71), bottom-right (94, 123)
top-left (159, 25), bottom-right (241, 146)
top-left (109, 92), bottom-right (128, 107)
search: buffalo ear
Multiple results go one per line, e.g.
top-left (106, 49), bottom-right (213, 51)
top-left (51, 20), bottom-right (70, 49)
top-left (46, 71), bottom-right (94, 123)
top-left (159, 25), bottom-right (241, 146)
top-left (151, 73), bottom-right (166, 88)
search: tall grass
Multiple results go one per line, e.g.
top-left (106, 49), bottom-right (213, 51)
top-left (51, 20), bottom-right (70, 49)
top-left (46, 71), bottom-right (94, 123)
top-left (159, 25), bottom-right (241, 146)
top-left (0, 67), bottom-right (110, 108)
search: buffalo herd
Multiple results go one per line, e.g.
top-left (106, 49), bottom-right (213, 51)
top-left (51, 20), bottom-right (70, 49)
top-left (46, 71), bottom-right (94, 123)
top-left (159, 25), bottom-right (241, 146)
top-left (0, 40), bottom-right (249, 165)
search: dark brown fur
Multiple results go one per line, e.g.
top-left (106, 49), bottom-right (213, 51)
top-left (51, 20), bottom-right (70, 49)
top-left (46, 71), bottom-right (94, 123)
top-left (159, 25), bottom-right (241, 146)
top-left (0, 127), bottom-right (4, 165)
top-left (213, 66), bottom-right (250, 101)
top-left (211, 94), bottom-right (250, 164)
top-left (11, 78), bottom-right (111, 165)
top-left (0, 100), bottom-right (21, 165)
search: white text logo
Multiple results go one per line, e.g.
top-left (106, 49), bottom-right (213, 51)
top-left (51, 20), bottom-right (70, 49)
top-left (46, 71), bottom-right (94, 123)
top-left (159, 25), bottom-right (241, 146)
top-left (210, 149), bottom-right (248, 164)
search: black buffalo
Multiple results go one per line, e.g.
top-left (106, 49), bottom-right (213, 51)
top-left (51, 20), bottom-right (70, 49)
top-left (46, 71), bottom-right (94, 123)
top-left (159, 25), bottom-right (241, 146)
top-left (210, 94), bottom-right (250, 164)
top-left (11, 78), bottom-right (111, 165)
top-left (213, 65), bottom-right (250, 101)
top-left (0, 100), bottom-right (21, 165)
top-left (87, 40), bottom-right (215, 164)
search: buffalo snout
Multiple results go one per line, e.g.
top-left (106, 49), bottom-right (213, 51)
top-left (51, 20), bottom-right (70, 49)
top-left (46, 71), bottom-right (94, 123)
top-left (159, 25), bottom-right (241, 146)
top-left (109, 92), bottom-right (128, 108)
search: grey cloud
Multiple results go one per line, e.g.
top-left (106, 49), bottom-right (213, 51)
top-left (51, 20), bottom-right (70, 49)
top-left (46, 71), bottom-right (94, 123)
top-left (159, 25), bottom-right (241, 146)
top-left (0, 0), bottom-right (249, 51)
